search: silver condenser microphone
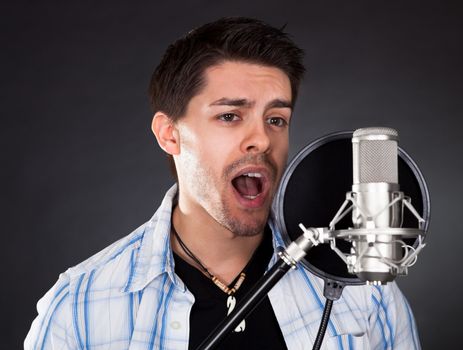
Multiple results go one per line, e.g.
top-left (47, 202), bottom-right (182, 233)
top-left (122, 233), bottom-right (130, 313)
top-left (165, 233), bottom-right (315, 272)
top-left (352, 127), bottom-right (402, 283)
top-left (326, 127), bottom-right (426, 285)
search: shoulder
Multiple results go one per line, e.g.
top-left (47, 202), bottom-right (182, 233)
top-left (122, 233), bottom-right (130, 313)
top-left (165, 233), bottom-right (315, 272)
top-left (64, 184), bottom-right (177, 291)
top-left (70, 221), bottom-right (147, 274)
top-left (25, 221), bottom-right (152, 350)
top-left (64, 222), bottom-right (147, 290)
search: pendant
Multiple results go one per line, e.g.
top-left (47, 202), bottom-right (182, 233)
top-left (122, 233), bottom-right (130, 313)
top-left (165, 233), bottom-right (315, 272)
top-left (226, 295), bottom-right (246, 332)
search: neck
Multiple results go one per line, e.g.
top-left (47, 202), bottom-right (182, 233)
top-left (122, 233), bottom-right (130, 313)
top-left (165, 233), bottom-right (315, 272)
top-left (171, 202), bottom-right (264, 285)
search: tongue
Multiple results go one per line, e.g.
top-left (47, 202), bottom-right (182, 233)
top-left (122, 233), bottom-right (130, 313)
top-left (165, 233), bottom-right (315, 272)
top-left (233, 176), bottom-right (260, 197)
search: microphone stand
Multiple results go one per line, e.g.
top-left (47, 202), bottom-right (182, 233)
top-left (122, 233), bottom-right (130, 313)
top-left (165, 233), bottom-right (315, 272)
top-left (196, 226), bottom-right (329, 350)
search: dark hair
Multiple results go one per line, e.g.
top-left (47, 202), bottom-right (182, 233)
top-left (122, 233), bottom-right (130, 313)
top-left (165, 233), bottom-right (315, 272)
top-left (149, 17), bottom-right (305, 119)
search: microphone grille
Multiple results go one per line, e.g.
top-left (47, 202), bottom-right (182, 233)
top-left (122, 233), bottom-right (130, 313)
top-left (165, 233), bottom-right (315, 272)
top-left (353, 127), bottom-right (399, 184)
top-left (353, 127), bottom-right (398, 138)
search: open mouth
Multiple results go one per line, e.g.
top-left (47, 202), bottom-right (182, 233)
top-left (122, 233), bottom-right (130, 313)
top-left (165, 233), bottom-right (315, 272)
top-left (231, 172), bottom-right (265, 200)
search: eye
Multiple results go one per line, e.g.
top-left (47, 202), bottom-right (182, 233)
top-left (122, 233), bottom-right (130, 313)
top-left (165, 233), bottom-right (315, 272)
top-left (267, 116), bottom-right (288, 127)
top-left (218, 113), bottom-right (240, 122)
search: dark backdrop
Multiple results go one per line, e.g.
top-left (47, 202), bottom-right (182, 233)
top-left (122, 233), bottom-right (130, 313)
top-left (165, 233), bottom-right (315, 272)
top-left (3, 1), bottom-right (462, 348)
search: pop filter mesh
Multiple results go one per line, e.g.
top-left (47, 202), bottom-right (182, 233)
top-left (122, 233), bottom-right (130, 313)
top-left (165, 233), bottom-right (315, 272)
top-left (275, 132), bottom-right (429, 285)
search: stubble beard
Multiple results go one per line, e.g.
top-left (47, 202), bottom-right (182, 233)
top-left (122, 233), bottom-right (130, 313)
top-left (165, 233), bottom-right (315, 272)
top-left (216, 198), bottom-right (269, 237)
top-left (189, 154), bottom-right (278, 237)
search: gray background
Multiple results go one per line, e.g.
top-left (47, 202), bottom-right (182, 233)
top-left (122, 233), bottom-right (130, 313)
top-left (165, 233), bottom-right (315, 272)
top-left (3, 1), bottom-right (462, 348)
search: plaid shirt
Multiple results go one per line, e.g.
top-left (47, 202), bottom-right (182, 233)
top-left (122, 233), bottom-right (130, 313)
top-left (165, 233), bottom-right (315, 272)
top-left (25, 184), bottom-right (421, 349)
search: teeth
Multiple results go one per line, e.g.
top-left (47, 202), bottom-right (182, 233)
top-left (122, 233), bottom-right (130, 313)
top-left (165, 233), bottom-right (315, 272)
top-left (243, 194), bottom-right (260, 200)
top-left (243, 172), bottom-right (262, 178)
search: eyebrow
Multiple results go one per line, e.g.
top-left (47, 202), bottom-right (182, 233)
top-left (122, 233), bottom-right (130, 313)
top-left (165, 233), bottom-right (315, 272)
top-left (210, 98), bottom-right (253, 108)
top-left (266, 99), bottom-right (293, 110)
top-left (210, 98), bottom-right (292, 109)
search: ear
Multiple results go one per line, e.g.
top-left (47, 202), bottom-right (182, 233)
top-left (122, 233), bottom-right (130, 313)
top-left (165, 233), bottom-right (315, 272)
top-left (151, 112), bottom-right (180, 155)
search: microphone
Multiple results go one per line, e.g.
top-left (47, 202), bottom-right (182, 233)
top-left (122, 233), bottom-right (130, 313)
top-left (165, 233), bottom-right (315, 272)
top-left (323, 127), bottom-right (427, 285)
top-left (351, 127), bottom-right (401, 283)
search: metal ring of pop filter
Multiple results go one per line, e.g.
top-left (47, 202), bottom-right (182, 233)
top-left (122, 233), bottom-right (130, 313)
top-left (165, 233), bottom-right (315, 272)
top-left (274, 131), bottom-right (430, 285)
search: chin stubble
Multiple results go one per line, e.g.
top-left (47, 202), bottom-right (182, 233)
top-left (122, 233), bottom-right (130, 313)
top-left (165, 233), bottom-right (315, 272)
top-left (217, 154), bottom-right (278, 236)
top-left (185, 152), bottom-right (278, 237)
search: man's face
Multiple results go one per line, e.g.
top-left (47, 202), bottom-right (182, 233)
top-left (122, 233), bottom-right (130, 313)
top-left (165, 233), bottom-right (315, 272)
top-left (174, 61), bottom-right (292, 236)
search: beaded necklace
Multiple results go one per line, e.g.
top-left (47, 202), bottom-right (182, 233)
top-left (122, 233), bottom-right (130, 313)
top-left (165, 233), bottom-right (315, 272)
top-left (172, 225), bottom-right (259, 332)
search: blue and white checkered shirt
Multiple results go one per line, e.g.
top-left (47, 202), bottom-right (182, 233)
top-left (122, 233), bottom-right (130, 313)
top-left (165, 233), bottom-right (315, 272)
top-left (25, 185), bottom-right (421, 349)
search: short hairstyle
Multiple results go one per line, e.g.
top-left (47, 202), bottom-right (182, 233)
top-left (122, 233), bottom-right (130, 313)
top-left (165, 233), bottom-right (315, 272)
top-left (149, 17), bottom-right (305, 119)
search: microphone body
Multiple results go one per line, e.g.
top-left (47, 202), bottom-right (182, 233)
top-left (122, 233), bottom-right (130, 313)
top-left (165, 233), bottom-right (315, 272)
top-left (326, 127), bottom-right (426, 285)
top-left (351, 128), bottom-right (402, 283)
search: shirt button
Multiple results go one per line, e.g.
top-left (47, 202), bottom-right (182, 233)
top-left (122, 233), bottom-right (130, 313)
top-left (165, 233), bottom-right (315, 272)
top-left (170, 321), bottom-right (181, 330)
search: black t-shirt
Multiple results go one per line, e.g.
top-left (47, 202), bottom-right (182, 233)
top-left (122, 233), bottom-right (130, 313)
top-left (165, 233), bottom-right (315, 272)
top-left (173, 227), bottom-right (288, 350)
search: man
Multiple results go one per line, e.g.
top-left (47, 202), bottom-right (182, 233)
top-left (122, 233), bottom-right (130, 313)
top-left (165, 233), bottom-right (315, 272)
top-left (25, 18), bottom-right (420, 349)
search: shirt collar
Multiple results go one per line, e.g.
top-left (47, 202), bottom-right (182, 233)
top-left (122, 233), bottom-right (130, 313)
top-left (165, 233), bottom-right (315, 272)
top-left (125, 184), bottom-right (287, 293)
top-left (125, 184), bottom-right (185, 293)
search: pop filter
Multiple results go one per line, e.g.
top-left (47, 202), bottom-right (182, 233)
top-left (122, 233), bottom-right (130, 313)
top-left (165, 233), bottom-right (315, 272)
top-left (274, 131), bottom-right (431, 285)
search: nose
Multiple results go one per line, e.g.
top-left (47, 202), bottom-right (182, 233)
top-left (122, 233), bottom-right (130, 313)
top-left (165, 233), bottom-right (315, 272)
top-left (240, 119), bottom-right (271, 154)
